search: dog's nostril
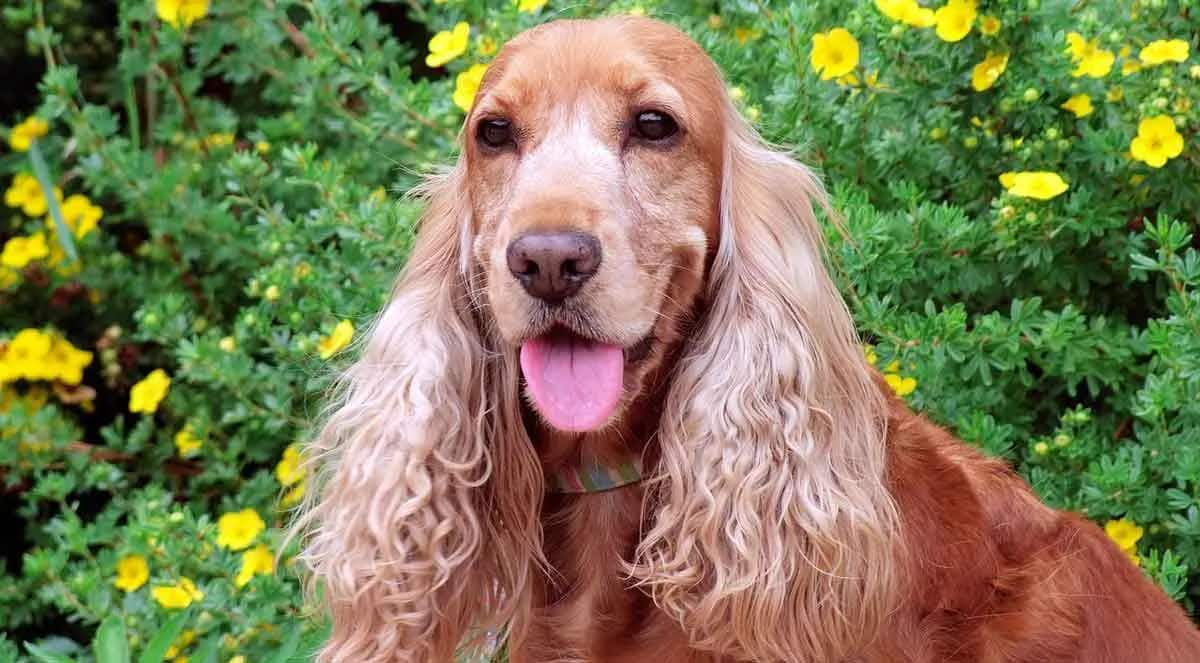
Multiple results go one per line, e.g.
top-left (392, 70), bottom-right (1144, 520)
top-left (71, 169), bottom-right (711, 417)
top-left (506, 231), bottom-right (602, 302)
top-left (517, 260), bottom-right (539, 277)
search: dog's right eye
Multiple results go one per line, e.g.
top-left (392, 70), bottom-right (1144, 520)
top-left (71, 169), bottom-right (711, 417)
top-left (477, 118), bottom-right (514, 150)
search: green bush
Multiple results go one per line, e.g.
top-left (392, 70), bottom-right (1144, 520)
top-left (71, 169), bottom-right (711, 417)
top-left (0, 0), bottom-right (1196, 660)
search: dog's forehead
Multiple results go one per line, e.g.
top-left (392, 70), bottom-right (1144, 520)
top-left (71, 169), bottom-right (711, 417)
top-left (478, 17), bottom-right (721, 121)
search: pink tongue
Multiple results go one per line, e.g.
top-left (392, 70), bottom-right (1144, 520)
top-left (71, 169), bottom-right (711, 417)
top-left (520, 333), bottom-right (624, 432)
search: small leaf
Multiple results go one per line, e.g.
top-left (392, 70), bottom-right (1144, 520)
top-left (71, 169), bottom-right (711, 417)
top-left (191, 635), bottom-right (221, 663)
top-left (24, 642), bottom-right (76, 663)
top-left (94, 615), bottom-right (131, 663)
top-left (137, 611), bottom-right (189, 663)
top-left (268, 624), bottom-right (303, 663)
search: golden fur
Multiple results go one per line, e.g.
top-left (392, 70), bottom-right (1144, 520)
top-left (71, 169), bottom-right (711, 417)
top-left (292, 17), bottom-right (1200, 663)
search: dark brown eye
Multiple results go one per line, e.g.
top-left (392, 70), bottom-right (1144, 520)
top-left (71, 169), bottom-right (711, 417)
top-left (632, 110), bottom-right (678, 141)
top-left (477, 118), bottom-right (513, 149)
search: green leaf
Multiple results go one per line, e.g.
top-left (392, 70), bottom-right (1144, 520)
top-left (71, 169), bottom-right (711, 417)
top-left (27, 141), bottom-right (77, 262)
top-left (94, 615), bottom-right (130, 663)
top-left (136, 611), bottom-right (189, 663)
top-left (24, 643), bottom-right (76, 663)
top-left (268, 624), bottom-right (303, 663)
top-left (191, 635), bottom-right (221, 663)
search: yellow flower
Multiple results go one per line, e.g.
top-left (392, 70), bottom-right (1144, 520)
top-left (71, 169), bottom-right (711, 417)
top-left (1140, 39), bottom-right (1189, 66)
top-left (1107, 86), bottom-right (1125, 102)
top-left (1, 233), bottom-right (49, 269)
top-left (114, 555), bottom-right (149, 592)
top-left (426, 22), bottom-right (470, 68)
top-left (235, 544), bottom-right (275, 588)
top-left (971, 52), bottom-right (1008, 92)
top-left (979, 15), bottom-right (1000, 36)
top-left (810, 28), bottom-right (860, 81)
top-left (174, 425), bottom-right (203, 457)
top-left (734, 27), bottom-right (762, 45)
top-left (476, 35), bottom-right (498, 57)
top-left (218, 336), bottom-right (236, 352)
top-left (45, 334), bottom-right (93, 385)
top-left (0, 329), bottom-right (52, 383)
top-left (156, 0), bottom-right (209, 28)
top-left (874, 0), bottom-right (935, 28)
top-left (1130, 115), bottom-right (1184, 168)
top-left (129, 369), bottom-right (171, 414)
top-left (453, 63), bottom-right (489, 113)
top-left (864, 345), bottom-right (878, 366)
top-left (1122, 59), bottom-right (1142, 76)
top-left (1061, 94), bottom-right (1094, 118)
top-left (1000, 171), bottom-right (1069, 200)
top-left (255, 141), bottom-right (270, 155)
top-left (317, 320), bottom-right (355, 359)
top-left (517, 0), bottom-right (547, 12)
top-left (217, 508), bottom-right (265, 550)
top-left (884, 373), bottom-right (917, 397)
top-left (53, 194), bottom-right (103, 239)
top-left (5, 172), bottom-right (62, 217)
top-left (1065, 32), bottom-right (1115, 78)
top-left (1105, 518), bottom-right (1144, 552)
top-left (8, 116), bottom-right (48, 152)
top-left (204, 132), bottom-right (235, 149)
top-left (152, 578), bottom-right (204, 609)
top-left (275, 444), bottom-right (306, 486)
top-left (281, 480), bottom-right (306, 507)
top-left (165, 630), bottom-right (197, 659)
top-left (934, 0), bottom-right (976, 43)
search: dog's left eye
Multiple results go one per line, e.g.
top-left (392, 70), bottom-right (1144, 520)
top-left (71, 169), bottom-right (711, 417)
top-left (477, 118), bottom-right (514, 149)
top-left (632, 111), bottom-right (679, 142)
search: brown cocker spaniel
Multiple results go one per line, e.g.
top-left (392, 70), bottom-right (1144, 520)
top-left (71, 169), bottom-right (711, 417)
top-left (293, 16), bottom-right (1200, 663)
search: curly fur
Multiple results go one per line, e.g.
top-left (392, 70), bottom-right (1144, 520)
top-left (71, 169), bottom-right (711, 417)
top-left (627, 115), bottom-right (900, 662)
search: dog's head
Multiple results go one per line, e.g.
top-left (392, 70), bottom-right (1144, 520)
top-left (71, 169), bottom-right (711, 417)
top-left (464, 18), bottom-right (725, 432)
top-left (299, 17), bottom-right (898, 663)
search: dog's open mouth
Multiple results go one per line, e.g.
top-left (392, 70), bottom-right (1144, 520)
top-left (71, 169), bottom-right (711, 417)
top-left (519, 327), bottom-right (650, 432)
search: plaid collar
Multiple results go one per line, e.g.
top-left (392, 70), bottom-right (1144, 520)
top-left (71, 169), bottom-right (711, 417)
top-left (546, 453), bottom-right (644, 493)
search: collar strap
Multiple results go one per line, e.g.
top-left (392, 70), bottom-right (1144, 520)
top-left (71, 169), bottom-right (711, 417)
top-left (547, 454), bottom-right (644, 493)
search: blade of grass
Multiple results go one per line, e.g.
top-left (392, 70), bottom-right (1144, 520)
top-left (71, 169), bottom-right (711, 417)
top-left (27, 140), bottom-right (77, 263)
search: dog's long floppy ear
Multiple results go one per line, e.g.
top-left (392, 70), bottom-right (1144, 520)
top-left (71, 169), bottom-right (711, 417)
top-left (293, 160), bottom-right (542, 663)
top-left (632, 113), bottom-right (901, 662)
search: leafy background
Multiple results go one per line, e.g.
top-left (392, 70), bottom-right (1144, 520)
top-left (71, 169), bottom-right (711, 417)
top-left (1, 0), bottom-right (1197, 661)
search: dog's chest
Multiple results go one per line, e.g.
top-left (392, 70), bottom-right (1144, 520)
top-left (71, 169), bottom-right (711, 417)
top-left (519, 488), bottom-right (721, 663)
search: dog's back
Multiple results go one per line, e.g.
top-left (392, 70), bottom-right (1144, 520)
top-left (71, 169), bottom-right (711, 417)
top-left (883, 397), bottom-right (1200, 662)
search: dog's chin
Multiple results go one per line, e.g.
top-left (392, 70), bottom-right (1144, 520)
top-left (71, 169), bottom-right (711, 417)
top-left (518, 326), bottom-right (656, 434)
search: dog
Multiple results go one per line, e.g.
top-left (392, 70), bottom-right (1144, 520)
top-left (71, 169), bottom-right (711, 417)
top-left (293, 16), bottom-right (1200, 663)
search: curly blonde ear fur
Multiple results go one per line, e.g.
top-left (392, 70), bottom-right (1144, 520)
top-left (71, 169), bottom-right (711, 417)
top-left (291, 162), bottom-right (542, 663)
top-left (630, 111), bottom-right (901, 662)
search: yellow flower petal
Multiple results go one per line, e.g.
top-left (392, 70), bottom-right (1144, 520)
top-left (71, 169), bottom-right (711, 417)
top-left (216, 508), bottom-right (266, 551)
top-left (934, 0), bottom-right (976, 43)
top-left (114, 555), bottom-right (150, 592)
top-left (1061, 94), bottom-right (1094, 118)
top-left (1140, 39), bottom-right (1190, 66)
top-left (129, 369), bottom-right (171, 414)
top-left (317, 320), bottom-right (355, 359)
top-left (810, 28), bottom-right (860, 81)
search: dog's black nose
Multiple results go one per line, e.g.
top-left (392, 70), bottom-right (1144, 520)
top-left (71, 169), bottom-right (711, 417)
top-left (506, 231), bottom-right (602, 302)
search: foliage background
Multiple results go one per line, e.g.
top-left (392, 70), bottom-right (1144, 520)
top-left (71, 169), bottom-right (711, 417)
top-left (0, 0), bottom-right (1197, 661)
